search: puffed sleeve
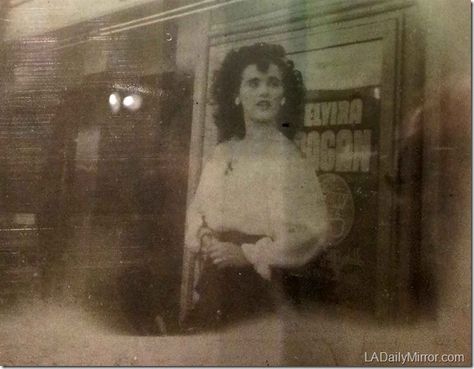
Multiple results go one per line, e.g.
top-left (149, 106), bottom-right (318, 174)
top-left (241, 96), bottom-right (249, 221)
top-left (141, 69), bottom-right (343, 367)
top-left (241, 148), bottom-right (328, 279)
top-left (184, 144), bottom-right (225, 252)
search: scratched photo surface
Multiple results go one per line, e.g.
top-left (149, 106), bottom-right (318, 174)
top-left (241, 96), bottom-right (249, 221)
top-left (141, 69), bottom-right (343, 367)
top-left (0, 0), bottom-right (470, 366)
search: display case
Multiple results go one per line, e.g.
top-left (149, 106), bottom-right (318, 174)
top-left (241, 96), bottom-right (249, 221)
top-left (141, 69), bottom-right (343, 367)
top-left (181, 0), bottom-right (422, 320)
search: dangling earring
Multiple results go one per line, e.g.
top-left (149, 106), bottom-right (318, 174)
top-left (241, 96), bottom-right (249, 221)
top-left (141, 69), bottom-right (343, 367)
top-left (280, 97), bottom-right (286, 106)
top-left (235, 97), bottom-right (240, 106)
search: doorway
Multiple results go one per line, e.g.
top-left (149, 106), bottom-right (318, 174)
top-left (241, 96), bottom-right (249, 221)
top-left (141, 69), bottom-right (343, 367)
top-left (40, 72), bottom-right (193, 333)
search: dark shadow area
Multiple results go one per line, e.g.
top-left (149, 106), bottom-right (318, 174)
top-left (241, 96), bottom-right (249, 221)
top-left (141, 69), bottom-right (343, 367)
top-left (36, 72), bottom-right (193, 335)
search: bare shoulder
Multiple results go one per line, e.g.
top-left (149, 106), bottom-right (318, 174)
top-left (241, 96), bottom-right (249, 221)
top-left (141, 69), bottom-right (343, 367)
top-left (209, 139), bottom-right (236, 162)
top-left (273, 133), bottom-right (304, 160)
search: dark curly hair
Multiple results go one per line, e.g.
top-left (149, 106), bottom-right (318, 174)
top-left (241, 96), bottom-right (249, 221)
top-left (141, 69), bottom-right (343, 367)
top-left (211, 43), bottom-right (305, 143)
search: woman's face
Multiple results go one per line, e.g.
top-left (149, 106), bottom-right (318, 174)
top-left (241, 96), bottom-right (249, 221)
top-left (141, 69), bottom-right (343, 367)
top-left (238, 63), bottom-right (284, 125)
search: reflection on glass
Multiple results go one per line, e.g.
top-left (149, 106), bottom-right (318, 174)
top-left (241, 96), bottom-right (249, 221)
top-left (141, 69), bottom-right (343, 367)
top-left (123, 94), bottom-right (143, 111)
top-left (108, 92), bottom-right (121, 113)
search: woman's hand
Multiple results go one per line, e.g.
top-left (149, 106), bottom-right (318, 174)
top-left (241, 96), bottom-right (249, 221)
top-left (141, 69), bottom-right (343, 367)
top-left (201, 233), bottom-right (216, 253)
top-left (205, 240), bottom-right (251, 268)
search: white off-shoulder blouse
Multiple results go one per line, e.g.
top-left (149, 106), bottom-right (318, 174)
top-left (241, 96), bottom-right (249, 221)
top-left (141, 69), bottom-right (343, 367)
top-left (185, 130), bottom-right (328, 280)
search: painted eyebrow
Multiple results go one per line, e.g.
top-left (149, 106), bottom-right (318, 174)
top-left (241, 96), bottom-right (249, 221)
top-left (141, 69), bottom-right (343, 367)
top-left (245, 76), bottom-right (281, 83)
top-left (245, 77), bottom-right (260, 83)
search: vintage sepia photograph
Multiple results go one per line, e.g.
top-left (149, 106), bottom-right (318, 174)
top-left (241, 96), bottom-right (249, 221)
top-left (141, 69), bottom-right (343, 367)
top-left (0, 0), bottom-right (471, 366)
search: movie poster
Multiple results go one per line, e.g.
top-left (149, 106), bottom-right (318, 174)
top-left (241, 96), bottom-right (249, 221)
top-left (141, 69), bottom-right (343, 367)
top-left (294, 87), bottom-right (380, 310)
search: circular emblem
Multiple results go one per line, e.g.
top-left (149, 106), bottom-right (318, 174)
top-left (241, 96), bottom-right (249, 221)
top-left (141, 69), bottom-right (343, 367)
top-left (318, 173), bottom-right (355, 246)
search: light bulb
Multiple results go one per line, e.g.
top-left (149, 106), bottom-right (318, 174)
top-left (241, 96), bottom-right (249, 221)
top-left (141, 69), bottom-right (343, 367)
top-left (123, 94), bottom-right (143, 111)
top-left (108, 92), bottom-right (121, 113)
